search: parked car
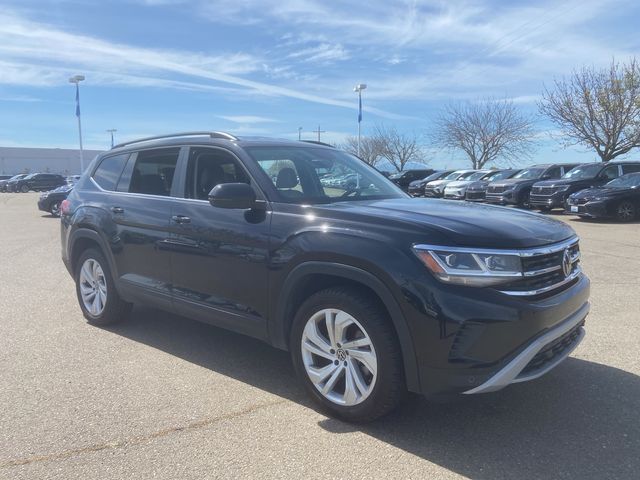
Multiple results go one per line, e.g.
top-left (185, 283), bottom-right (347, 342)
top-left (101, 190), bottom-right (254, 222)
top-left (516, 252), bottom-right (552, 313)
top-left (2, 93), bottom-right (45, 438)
top-left (0, 174), bottom-right (27, 192)
top-left (388, 169), bottom-right (435, 192)
top-left (530, 161), bottom-right (640, 211)
top-left (408, 170), bottom-right (455, 197)
top-left (66, 175), bottom-right (82, 185)
top-left (443, 170), bottom-right (492, 199)
top-left (423, 169), bottom-right (477, 198)
top-left (465, 169), bottom-right (520, 202)
top-left (485, 163), bottom-right (579, 207)
top-left (566, 172), bottom-right (640, 221)
top-left (9, 173), bottom-right (66, 193)
top-left (61, 132), bottom-right (589, 422)
top-left (37, 184), bottom-right (73, 217)
top-left (0, 175), bottom-right (12, 181)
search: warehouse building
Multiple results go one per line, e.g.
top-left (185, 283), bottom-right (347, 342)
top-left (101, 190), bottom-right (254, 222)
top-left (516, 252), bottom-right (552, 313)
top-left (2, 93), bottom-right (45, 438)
top-left (0, 147), bottom-right (105, 176)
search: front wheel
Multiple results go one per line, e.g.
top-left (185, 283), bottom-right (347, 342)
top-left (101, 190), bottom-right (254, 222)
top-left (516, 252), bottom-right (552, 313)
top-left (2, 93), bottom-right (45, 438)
top-left (49, 201), bottom-right (61, 217)
top-left (616, 201), bottom-right (636, 222)
top-left (290, 287), bottom-right (405, 422)
top-left (20, 185), bottom-right (29, 193)
top-left (75, 248), bottom-right (131, 325)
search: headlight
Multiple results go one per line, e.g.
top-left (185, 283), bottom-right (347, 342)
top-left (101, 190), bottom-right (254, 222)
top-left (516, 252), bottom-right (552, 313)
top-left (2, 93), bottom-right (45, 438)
top-left (556, 185), bottom-right (570, 191)
top-left (413, 246), bottom-right (522, 287)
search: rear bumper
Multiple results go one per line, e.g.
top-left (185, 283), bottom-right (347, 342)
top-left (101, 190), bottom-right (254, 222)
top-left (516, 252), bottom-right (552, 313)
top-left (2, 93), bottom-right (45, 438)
top-left (464, 302), bottom-right (588, 394)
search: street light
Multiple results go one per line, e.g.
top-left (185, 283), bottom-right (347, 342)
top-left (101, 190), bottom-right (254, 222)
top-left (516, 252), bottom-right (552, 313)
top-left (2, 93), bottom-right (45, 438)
top-left (106, 129), bottom-right (117, 148)
top-left (69, 75), bottom-right (85, 172)
top-left (353, 83), bottom-right (367, 156)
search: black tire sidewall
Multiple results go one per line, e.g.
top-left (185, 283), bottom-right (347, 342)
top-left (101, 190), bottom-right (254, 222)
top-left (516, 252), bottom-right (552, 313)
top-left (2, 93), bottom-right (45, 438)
top-left (290, 287), bottom-right (404, 422)
top-left (50, 201), bottom-right (61, 217)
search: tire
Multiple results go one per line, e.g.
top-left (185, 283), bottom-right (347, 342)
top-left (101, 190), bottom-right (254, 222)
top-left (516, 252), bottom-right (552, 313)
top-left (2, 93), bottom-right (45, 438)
top-left (290, 286), bottom-right (405, 422)
top-left (75, 248), bottom-right (131, 326)
top-left (616, 201), bottom-right (636, 222)
top-left (517, 190), bottom-right (531, 209)
top-left (538, 206), bottom-right (551, 212)
top-left (20, 184), bottom-right (29, 193)
top-left (49, 201), bottom-right (61, 217)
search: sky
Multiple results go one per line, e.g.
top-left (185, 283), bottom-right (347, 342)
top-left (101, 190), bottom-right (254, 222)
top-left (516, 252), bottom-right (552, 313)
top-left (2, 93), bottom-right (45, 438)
top-left (0, 0), bottom-right (639, 170)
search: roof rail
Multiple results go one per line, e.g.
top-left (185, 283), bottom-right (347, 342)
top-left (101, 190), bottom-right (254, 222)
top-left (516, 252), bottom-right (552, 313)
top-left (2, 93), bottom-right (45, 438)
top-left (112, 131), bottom-right (238, 149)
top-left (300, 140), bottom-right (336, 148)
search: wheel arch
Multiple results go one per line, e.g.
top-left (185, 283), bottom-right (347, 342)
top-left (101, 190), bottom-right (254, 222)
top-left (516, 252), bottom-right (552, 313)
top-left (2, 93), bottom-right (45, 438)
top-left (272, 261), bottom-right (420, 392)
top-left (69, 228), bottom-right (118, 280)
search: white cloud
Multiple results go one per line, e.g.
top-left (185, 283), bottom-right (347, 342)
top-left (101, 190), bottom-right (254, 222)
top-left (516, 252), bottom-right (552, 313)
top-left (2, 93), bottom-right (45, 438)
top-left (219, 115), bottom-right (279, 124)
top-left (287, 43), bottom-right (350, 63)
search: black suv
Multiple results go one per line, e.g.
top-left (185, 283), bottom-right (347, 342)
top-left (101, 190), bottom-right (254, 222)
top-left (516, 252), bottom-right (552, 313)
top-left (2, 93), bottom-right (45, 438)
top-left (61, 132), bottom-right (590, 421)
top-left (388, 169), bottom-right (434, 191)
top-left (9, 173), bottom-right (66, 193)
top-left (530, 162), bottom-right (640, 211)
top-left (485, 163), bottom-right (579, 207)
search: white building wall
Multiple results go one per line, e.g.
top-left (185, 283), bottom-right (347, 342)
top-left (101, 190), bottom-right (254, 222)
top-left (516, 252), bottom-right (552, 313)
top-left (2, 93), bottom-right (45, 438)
top-left (0, 147), bottom-right (105, 175)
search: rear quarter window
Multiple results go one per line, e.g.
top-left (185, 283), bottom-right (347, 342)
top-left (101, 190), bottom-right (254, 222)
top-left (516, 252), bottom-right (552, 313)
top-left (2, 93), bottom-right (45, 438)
top-left (92, 153), bottom-right (130, 191)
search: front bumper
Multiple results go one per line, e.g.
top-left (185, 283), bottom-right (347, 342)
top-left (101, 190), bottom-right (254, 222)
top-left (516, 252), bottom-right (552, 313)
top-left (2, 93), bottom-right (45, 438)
top-left (423, 188), bottom-right (443, 198)
top-left (443, 190), bottom-right (465, 200)
top-left (464, 302), bottom-right (588, 393)
top-left (408, 186), bottom-right (424, 197)
top-left (565, 201), bottom-right (609, 218)
top-left (485, 191), bottom-right (516, 204)
top-left (465, 191), bottom-right (486, 201)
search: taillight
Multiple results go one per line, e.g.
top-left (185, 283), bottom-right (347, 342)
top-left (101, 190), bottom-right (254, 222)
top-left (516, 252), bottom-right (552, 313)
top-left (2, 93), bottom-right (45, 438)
top-left (60, 199), bottom-right (71, 215)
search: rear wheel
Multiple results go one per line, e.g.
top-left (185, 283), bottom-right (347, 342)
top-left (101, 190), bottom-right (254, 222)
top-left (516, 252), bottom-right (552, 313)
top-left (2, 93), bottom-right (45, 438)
top-left (616, 201), bottom-right (636, 222)
top-left (75, 248), bottom-right (131, 325)
top-left (290, 287), bottom-right (405, 422)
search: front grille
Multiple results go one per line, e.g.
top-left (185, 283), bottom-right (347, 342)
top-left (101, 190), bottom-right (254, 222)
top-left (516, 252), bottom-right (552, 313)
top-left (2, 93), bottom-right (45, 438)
top-left (532, 186), bottom-right (555, 195)
top-left (519, 321), bottom-right (585, 377)
top-left (487, 185), bottom-right (508, 194)
top-left (499, 239), bottom-right (581, 297)
top-left (569, 197), bottom-right (588, 206)
top-left (466, 191), bottom-right (485, 200)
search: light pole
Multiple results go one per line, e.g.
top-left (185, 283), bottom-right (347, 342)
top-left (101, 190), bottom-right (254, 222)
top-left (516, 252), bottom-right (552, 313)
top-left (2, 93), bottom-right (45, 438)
top-left (69, 75), bottom-right (85, 172)
top-left (106, 129), bottom-right (117, 148)
top-left (298, 126), bottom-right (303, 141)
top-left (353, 83), bottom-right (367, 156)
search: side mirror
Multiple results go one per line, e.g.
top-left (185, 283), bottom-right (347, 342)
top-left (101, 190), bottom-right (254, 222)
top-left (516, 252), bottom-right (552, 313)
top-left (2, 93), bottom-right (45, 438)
top-left (208, 183), bottom-right (257, 209)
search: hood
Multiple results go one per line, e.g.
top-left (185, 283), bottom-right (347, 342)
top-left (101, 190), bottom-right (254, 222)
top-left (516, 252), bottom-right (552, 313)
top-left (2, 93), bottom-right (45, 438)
top-left (445, 180), bottom-right (474, 189)
top-left (571, 186), bottom-right (633, 199)
top-left (490, 178), bottom-right (539, 188)
top-left (534, 178), bottom-right (595, 188)
top-left (314, 198), bottom-right (575, 249)
top-left (425, 179), bottom-right (453, 188)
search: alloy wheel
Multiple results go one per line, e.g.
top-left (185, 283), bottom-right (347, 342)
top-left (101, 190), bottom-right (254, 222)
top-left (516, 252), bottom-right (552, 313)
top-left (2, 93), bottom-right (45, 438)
top-left (300, 308), bottom-right (377, 406)
top-left (50, 202), bottom-right (61, 216)
top-left (617, 202), bottom-right (635, 221)
top-left (79, 258), bottom-right (108, 316)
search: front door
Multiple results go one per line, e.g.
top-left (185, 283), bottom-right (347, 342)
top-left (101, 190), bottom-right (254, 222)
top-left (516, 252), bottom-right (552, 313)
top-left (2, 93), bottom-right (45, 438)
top-left (168, 146), bottom-right (270, 340)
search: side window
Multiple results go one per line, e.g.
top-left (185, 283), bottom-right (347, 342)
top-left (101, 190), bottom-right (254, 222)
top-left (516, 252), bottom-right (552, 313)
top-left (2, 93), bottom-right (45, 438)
top-left (601, 165), bottom-right (619, 180)
top-left (92, 153), bottom-right (129, 191)
top-left (622, 164), bottom-right (640, 174)
top-left (186, 147), bottom-right (250, 200)
top-left (125, 148), bottom-right (179, 196)
top-left (546, 167), bottom-right (562, 178)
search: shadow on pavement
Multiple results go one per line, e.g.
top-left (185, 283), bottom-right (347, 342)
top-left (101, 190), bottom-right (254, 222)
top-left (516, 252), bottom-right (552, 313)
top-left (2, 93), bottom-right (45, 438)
top-left (108, 306), bottom-right (639, 480)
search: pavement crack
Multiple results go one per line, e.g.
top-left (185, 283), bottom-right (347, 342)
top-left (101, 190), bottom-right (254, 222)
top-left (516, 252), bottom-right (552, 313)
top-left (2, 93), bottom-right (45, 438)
top-left (1, 398), bottom-right (287, 468)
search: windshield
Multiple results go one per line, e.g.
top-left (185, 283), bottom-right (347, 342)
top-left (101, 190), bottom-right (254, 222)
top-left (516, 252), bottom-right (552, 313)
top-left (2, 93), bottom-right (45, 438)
top-left (485, 170), bottom-right (514, 181)
top-left (605, 173), bottom-right (640, 188)
top-left (458, 171), bottom-right (477, 179)
top-left (562, 164), bottom-right (602, 179)
top-left (467, 171), bottom-right (489, 181)
top-left (246, 146), bottom-right (405, 204)
top-left (514, 168), bottom-right (545, 179)
top-left (445, 171), bottom-right (465, 180)
top-left (9, 174), bottom-right (25, 181)
top-left (422, 171), bottom-right (449, 182)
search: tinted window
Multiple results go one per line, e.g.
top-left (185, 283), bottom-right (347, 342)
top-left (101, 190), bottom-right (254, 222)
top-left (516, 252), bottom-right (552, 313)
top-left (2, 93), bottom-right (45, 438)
top-left (514, 168), bottom-right (545, 179)
top-left (545, 167), bottom-right (562, 179)
top-left (622, 164), bottom-right (640, 174)
top-left (606, 173), bottom-right (640, 188)
top-left (127, 148), bottom-right (179, 196)
top-left (562, 164), bottom-right (602, 179)
top-left (186, 147), bottom-right (250, 200)
top-left (92, 153), bottom-right (130, 191)
top-left (601, 165), bottom-right (619, 180)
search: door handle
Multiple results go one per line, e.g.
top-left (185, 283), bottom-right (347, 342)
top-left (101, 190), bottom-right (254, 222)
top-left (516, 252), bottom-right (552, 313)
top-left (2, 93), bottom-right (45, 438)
top-left (111, 206), bottom-right (124, 214)
top-left (171, 215), bottom-right (191, 224)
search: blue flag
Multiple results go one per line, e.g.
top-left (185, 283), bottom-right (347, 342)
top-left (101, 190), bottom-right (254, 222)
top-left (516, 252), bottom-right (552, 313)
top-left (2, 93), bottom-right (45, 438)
top-left (358, 94), bottom-right (362, 123)
top-left (75, 84), bottom-right (80, 117)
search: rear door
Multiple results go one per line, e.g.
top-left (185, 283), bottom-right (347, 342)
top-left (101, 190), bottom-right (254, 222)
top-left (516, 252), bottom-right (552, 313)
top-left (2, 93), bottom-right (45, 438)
top-left (104, 147), bottom-right (182, 309)
top-left (167, 146), bottom-right (271, 340)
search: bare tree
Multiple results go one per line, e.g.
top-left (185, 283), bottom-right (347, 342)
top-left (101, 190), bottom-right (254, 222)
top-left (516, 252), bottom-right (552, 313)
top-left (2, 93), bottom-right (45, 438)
top-left (341, 136), bottom-right (384, 166)
top-left (539, 58), bottom-right (640, 162)
top-left (432, 98), bottom-right (536, 169)
top-left (373, 125), bottom-right (424, 172)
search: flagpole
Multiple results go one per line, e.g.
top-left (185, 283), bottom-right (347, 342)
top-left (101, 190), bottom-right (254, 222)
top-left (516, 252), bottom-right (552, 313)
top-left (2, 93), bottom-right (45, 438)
top-left (353, 84), bottom-right (367, 157)
top-left (69, 75), bottom-right (85, 173)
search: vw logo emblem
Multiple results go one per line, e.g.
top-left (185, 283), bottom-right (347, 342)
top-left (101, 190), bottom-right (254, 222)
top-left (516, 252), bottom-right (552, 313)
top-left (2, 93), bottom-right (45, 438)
top-left (336, 349), bottom-right (347, 361)
top-left (561, 249), bottom-right (572, 277)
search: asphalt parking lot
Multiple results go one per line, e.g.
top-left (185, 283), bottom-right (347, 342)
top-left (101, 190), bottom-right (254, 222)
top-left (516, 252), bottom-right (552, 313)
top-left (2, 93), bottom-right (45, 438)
top-left (0, 192), bottom-right (638, 480)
